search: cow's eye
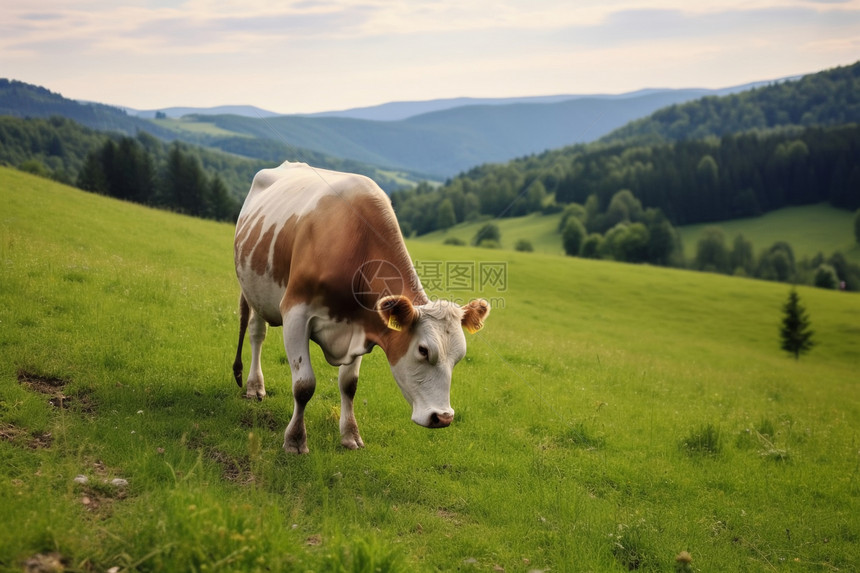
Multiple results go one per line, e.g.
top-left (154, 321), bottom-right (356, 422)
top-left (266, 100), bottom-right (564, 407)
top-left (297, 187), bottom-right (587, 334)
top-left (418, 345), bottom-right (429, 359)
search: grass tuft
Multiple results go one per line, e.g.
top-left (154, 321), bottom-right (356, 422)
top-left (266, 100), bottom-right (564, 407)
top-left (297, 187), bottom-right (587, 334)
top-left (680, 423), bottom-right (722, 456)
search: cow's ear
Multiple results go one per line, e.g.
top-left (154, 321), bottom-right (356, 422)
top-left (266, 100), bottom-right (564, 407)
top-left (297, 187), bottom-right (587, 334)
top-left (376, 295), bottom-right (417, 332)
top-left (462, 299), bottom-right (490, 334)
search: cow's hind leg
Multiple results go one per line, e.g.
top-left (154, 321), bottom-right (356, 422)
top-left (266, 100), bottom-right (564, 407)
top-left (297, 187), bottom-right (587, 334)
top-left (232, 293), bottom-right (251, 387)
top-left (338, 357), bottom-right (364, 450)
top-left (282, 304), bottom-right (315, 454)
top-left (245, 311), bottom-right (268, 400)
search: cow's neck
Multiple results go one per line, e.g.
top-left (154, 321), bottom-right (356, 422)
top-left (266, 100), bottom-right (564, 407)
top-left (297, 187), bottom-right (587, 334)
top-left (360, 245), bottom-right (429, 357)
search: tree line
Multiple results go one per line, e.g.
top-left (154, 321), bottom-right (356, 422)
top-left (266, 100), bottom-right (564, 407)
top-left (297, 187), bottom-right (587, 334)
top-left (0, 115), bottom-right (270, 221)
top-left (391, 123), bottom-right (860, 238)
top-left (690, 225), bottom-right (860, 291)
top-left (77, 136), bottom-right (240, 221)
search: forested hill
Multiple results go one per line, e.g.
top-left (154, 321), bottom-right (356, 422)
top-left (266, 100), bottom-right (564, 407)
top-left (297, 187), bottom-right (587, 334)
top-left (603, 61), bottom-right (860, 143)
top-left (0, 79), bottom-right (177, 140)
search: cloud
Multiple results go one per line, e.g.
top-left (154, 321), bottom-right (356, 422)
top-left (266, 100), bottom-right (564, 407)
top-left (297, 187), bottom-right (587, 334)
top-left (1, 1), bottom-right (859, 111)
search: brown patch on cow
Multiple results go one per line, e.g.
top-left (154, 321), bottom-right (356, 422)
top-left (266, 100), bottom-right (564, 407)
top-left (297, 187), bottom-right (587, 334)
top-left (234, 205), bottom-right (267, 257)
top-left (379, 328), bottom-right (413, 366)
top-left (272, 215), bottom-right (298, 287)
top-left (251, 223), bottom-right (277, 276)
top-left (0, 423), bottom-right (53, 449)
top-left (237, 215), bottom-right (265, 269)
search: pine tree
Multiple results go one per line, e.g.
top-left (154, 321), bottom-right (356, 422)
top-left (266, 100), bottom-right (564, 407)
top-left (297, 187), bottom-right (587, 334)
top-left (779, 289), bottom-right (815, 360)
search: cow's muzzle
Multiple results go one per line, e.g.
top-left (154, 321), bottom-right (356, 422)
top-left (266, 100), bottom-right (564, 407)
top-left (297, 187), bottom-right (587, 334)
top-left (423, 410), bottom-right (454, 428)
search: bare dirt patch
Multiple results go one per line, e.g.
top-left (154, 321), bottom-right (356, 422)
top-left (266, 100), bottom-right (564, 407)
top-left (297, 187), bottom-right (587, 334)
top-left (239, 407), bottom-right (281, 431)
top-left (18, 369), bottom-right (71, 407)
top-left (207, 448), bottom-right (255, 485)
top-left (0, 423), bottom-right (53, 449)
top-left (17, 369), bottom-right (96, 413)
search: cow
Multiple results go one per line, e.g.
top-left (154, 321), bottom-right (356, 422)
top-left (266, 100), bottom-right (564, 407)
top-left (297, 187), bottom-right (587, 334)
top-left (232, 161), bottom-right (490, 454)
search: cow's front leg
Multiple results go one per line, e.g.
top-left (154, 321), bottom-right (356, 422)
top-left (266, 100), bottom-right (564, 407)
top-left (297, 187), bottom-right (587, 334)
top-left (245, 311), bottom-right (268, 400)
top-left (282, 306), bottom-right (315, 454)
top-left (338, 357), bottom-right (364, 450)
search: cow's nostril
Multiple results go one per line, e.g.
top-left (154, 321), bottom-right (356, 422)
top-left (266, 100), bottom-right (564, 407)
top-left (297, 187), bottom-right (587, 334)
top-left (429, 411), bottom-right (453, 428)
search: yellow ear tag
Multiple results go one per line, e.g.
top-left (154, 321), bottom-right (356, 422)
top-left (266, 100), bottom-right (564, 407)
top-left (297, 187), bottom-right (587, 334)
top-left (387, 316), bottom-right (402, 331)
top-left (465, 323), bottom-right (483, 335)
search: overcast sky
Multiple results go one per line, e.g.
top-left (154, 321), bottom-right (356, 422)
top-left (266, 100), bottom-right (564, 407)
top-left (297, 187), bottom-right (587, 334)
top-left (2, 1), bottom-right (859, 114)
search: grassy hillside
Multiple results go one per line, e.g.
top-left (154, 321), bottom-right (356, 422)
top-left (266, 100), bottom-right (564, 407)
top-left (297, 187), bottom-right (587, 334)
top-left (1, 168), bottom-right (859, 571)
top-left (415, 203), bottom-right (860, 262)
top-left (677, 203), bottom-right (860, 263)
top-left (415, 212), bottom-right (566, 255)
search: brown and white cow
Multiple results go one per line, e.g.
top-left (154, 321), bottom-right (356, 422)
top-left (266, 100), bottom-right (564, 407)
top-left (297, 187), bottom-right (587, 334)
top-left (232, 161), bottom-right (490, 453)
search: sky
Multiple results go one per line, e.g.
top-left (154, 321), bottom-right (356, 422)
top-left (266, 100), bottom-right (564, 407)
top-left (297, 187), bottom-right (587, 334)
top-left (2, 0), bottom-right (859, 115)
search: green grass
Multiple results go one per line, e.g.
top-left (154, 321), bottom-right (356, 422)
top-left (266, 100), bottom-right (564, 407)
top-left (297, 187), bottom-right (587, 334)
top-left (2, 167), bottom-right (859, 571)
top-left (416, 212), bottom-right (565, 254)
top-left (415, 203), bottom-right (860, 263)
top-left (150, 117), bottom-right (250, 138)
top-left (677, 203), bottom-right (860, 263)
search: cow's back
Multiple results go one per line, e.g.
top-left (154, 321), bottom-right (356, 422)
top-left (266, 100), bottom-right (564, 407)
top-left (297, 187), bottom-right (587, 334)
top-left (234, 162), bottom-right (405, 325)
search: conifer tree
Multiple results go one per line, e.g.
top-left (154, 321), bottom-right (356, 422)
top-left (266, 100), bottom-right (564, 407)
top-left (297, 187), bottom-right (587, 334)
top-left (780, 289), bottom-right (815, 360)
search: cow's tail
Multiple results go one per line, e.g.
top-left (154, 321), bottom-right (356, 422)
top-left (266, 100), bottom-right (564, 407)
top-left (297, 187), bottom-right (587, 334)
top-left (232, 292), bottom-right (250, 387)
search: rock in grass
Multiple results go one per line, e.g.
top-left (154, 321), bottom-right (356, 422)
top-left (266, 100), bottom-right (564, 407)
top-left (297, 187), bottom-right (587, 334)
top-left (24, 552), bottom-right (67, 573)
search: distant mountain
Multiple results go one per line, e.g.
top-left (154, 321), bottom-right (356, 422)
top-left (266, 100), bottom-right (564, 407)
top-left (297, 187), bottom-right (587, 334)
top-left (0, 79), bottom-right (416, 189)
top-left (302, 82), bottom-right (779, 122)
top-left (0, 73), bottom-right (815, 181)
top-left (127, 105), bottom-right (282, 119)
top-left (602, 61), bottom-right (860, 143)
top-left (194, 86), bottom-right (778, 177)
top-left (306, 95), bottom-right (594, 121)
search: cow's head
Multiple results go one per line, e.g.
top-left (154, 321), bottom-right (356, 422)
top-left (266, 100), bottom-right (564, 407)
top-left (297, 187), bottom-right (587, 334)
top-left (376, 295), bottom-right (490, 428)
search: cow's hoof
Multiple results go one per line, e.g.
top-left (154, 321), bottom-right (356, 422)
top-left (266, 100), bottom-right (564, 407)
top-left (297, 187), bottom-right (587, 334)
top-left (341, 435), bottom-right (365, 450)
top-left (244, 389), bottom-right (266, 401)
top-left (283, 440), bottom-right (309, 455)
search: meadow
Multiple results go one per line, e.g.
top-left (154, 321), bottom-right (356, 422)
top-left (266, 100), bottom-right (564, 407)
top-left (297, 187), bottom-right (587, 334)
top-left (415, 204), bottom-right (860, 264)
top-left (1, 167), bottom-right (859, 572)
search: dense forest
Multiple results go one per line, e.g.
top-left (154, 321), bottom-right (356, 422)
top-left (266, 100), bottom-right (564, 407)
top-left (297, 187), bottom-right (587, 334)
top-left (603, 61), bottom-right (860, 143)
top-left (391, 124), bottom-right (860, 235)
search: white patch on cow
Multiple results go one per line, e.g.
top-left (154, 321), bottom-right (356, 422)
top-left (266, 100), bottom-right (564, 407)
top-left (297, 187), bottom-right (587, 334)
top-left (309, 306), bottom-right (370, 366)
top-left (389, 300), bottom-right (465, 427)
top-left (237, 272), bottom-right (287, 326)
